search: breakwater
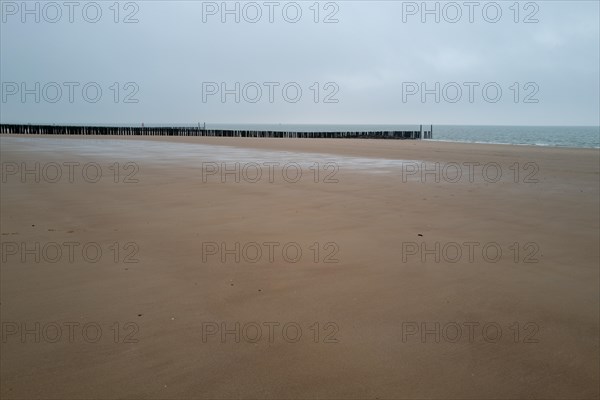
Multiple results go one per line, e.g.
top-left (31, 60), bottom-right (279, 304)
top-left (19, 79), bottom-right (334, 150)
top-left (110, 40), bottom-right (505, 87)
top-left (0, 124), bottom-right (433, 139)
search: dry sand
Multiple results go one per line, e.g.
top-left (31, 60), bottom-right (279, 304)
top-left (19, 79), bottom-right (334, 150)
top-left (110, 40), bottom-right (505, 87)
top-left (1, 135), bottom-right (598, 399)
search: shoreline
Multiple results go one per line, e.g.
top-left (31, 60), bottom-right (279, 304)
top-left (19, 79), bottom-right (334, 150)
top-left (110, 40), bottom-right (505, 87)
top-left (428, 138), bottom-right (600, 150)
top-left (3, 133), bottom-right (599, 159)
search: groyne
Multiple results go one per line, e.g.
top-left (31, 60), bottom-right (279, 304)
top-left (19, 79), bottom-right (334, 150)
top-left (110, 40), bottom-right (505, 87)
top-left (0, 124), bottom-right (433, 139)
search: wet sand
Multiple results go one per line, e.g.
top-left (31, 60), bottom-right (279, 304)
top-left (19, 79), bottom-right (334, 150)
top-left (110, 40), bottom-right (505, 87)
top-left (1, 135), bottom-right (598, 399)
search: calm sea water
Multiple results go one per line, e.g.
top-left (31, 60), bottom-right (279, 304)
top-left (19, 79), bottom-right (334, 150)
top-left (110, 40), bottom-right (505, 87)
top-left (187, 124), bottom-right (599, 149)
top-left (429, 125), bottom-right (600, 149)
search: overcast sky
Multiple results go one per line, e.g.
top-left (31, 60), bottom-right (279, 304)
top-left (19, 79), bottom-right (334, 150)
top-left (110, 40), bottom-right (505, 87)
top-left (1, 0), bottom-right (599, 126)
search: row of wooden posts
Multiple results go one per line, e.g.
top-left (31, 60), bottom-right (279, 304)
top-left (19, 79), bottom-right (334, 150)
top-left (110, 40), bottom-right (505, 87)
top-left (0, 124), bottom-right (433, 139)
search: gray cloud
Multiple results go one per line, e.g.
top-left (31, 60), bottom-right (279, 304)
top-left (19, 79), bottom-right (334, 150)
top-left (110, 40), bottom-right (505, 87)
top-left (1, 1), bottom-right (598, 126)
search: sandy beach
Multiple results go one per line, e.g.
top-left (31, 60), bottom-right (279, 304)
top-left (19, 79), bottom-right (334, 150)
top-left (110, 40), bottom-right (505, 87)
top-left (1, 135), bottom-right (598, 399)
